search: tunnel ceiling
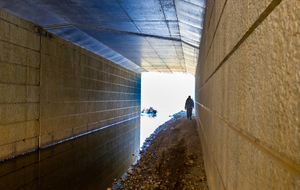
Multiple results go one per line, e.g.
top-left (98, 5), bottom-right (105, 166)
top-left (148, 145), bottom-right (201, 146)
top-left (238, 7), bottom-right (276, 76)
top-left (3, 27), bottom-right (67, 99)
top-left (0, 0), bottom-right (206, 75)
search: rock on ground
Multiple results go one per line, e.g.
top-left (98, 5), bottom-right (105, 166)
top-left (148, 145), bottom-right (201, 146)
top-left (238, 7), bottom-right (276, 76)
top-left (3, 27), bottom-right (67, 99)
top-left (111, 112), bottom-right (209, 190)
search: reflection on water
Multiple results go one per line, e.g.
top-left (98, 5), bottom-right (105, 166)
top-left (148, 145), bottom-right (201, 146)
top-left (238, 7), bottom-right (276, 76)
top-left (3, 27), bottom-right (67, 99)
top-left (0, 118), bottom-right (140, 190)
top-left (140, 111), bottom-right (176, 148)
top-left (0, 111), bottom-right (184, 190)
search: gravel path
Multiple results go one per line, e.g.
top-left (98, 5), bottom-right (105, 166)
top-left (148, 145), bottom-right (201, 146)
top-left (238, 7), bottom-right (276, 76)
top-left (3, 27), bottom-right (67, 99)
top-left (111, 112), bottom-right (209, 190)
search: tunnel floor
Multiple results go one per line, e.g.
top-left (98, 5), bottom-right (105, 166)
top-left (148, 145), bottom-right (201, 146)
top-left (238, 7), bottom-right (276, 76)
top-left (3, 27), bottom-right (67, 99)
top-left (111, 112), bottom-right (209, 190)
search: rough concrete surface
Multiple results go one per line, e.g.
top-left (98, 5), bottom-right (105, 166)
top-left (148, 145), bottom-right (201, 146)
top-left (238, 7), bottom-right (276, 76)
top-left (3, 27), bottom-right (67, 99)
top-left (0, 9), bottom-right (40, 160)
top-left (196, 0), bottom-right (300, 189)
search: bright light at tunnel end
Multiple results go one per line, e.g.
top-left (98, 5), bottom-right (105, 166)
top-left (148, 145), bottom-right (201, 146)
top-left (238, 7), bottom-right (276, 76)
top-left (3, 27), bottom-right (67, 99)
top-left (141, 72), bottom-right (195, 117)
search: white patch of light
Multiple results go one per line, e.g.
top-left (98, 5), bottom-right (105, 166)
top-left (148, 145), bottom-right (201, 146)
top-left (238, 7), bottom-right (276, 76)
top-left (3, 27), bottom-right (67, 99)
top-left (140, 72), bottom-right (195, 147)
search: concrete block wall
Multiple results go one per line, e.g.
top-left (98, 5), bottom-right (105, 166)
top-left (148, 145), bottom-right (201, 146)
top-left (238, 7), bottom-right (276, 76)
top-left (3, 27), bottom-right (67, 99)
top-left (0, 9), bottom-right (141, 164)
top-left (196, 0), bottom-right (300, 189)
top-left (39, 30), bottom-right (141, 148)
top-left (0, 10), bottom-right (40, 160)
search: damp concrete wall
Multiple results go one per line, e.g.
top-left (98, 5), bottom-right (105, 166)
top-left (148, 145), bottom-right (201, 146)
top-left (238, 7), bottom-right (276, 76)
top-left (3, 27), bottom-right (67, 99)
top-left (195, 0), bottom-right (300, 189)
top-left (0, 9), bottom-right (141, 166)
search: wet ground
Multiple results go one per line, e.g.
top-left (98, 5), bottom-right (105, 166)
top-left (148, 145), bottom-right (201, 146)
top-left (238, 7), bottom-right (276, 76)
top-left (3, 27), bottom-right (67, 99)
top-left (111, 112), bottom-right (209, 190)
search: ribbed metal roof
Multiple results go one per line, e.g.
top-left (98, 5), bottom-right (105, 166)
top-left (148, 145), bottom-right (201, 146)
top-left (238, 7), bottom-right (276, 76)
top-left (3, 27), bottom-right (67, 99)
top-left (1, 0), bottom-right (206, 75)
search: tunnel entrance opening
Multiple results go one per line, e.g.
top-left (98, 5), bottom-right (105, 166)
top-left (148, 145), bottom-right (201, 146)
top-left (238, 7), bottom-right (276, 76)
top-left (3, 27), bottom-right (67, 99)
top-left (140, 72), bottom-right (195, 148)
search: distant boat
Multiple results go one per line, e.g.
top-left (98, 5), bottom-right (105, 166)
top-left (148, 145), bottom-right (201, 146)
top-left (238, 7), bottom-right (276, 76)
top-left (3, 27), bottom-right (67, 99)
top-left (141, 107), bottom-right (157, 118)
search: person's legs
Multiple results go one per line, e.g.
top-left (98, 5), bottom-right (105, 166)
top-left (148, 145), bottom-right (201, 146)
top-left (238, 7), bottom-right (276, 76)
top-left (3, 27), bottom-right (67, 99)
top-left (186, 109), bottom-right (189, 119)
top-left (187, 108), bottom-right (192, 119)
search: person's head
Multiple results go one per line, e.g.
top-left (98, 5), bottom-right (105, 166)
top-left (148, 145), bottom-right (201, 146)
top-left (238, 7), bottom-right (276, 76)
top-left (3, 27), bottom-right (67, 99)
top-left (188, 95), bottom-right (191, 99)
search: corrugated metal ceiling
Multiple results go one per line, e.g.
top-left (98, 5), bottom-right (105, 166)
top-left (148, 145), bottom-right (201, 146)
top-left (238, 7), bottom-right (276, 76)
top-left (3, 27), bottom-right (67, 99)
top-left (0, 0), bottom-right (206, 75)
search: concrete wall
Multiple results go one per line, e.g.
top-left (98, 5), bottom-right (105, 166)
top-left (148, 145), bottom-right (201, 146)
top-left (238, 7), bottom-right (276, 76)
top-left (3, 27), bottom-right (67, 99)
top-left (196, 0), bottom-right (300, 189)
top-left (0, 9), bottom-right (141, 163)
top-left (0, 10), bottom-right (40, 160)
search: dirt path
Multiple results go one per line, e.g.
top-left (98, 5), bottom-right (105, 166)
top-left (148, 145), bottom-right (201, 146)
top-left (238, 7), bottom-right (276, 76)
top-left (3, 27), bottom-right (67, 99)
top-left (111, 112), bottom-right (209, 190)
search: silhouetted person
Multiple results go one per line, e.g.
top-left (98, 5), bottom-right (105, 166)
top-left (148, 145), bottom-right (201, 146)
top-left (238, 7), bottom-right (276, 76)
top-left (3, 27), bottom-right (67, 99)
top-left (185, 96), bottom-right (194, 120)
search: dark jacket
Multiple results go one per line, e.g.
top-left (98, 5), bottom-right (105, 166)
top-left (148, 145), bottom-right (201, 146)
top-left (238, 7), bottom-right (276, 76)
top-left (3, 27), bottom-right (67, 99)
top-left (185, 97), bottom-right (194, 109)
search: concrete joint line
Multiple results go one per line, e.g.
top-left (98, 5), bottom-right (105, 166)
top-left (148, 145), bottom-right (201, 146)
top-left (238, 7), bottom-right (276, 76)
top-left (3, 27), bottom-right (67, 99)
top-left (40, 116), bottom-right (140, 150)
top-left (0, 14), bottom-right (37, 33)
top-left (79, 66), bottom-right (138, 82)
top-left (204, 0), bottom-right (227, 62)
top-left (195, 111), bottom-right (227, 189)
top-left (0, 38), bottom-right (40, 52)
top-left (0, 136), bottom-right (38, 150)
top-left (202, 0), bottom-right (283, 88)
top-left (206, 0), bottom-right (216, 34)
top-left (196, 102), bottom-right (300, 178)
top-left (0, 148), bottom-right (38, 164)
top-left (80, 76), bottom-right (136, 88)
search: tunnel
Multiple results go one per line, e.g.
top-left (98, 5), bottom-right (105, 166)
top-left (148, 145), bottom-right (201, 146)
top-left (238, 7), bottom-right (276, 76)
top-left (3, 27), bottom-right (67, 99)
top-left (0, 0), bottom-right (299, 189)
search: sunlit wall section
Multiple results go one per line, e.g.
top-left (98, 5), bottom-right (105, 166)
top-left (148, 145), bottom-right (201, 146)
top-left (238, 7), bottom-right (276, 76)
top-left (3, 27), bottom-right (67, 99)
top-left (196, 0), bottom-right (300, 189)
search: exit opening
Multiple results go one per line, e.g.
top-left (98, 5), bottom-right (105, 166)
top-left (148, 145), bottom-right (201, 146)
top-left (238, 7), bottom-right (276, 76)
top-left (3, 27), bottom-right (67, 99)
top-left (140, 72), bottom-right (195, 147)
